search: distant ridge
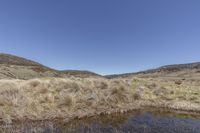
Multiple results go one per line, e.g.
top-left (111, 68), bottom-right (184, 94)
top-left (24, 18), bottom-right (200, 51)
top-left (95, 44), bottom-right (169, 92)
top-left (106, 62), bottom-right (200, 79)
top-left (0, 53), bottom-right (200, 80)
top-left (61, 70), bottom-right (101, 78)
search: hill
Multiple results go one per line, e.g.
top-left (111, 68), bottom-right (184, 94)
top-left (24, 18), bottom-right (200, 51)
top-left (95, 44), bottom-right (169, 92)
top-left (106, 62), bottom-right (200, 79)
top-left (0, 53), bottom-right (101, 79)
top-left (61, 70), bottom-right (101, 78)
top-left (1, 53), bottom-right (200, 80)
top-left (0, 53), bottom-right (200, 124)
top-left (0, 53), bottom-right (46, 67)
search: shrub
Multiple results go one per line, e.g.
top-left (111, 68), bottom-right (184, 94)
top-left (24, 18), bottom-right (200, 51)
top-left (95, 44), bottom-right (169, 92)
top-left (196, 70), bottom-right (200, 73)
top-left (132, 92), bottom-right (141, 100)
top-left (58, 94), bottom-right (73, 107)
top-left (189, 97), bottom-right (198, 101)
top-left (111, 86), bottom-right (125, 95)
top-left (95, 81), bottom-right (108, 89)
top-left (55, 81), bottom-right (80, 92)
top-left (0, 82), bottom-right (27, 107)
top-left (146, 83), bottom-right (157, 89)
top-left (109, 86), bottom-right (127, 103)
top-left (170, 90), bottom-right (175, 94)
top-left (175, 80), bottom-right (182, 85)
top-left (36, 83), bottom-right (49, 94)
top-left (28, 79), bottom-right (41, 88)
top-left (153, 86), bottom-right (171, 96)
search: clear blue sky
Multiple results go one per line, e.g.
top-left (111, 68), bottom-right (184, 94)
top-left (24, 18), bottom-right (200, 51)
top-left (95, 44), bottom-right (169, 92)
top-left (0, 0), bottom-right (200, 75)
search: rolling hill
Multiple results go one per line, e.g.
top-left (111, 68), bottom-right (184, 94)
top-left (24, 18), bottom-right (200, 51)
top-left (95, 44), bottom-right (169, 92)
top-left (1, 53), bottom-right (200, 81)
top-left (0, 53), bottom-right (101, 79)
top-left (106, 62), bottom-right (200, 80)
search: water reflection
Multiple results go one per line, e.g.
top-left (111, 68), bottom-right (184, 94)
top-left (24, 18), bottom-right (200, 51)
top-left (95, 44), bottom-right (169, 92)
top-left (1, 109), bottom-right (200, 133)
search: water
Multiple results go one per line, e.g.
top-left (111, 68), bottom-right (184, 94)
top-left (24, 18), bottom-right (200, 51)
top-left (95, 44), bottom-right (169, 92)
top-left (1, 109), bottom-right (200, 133)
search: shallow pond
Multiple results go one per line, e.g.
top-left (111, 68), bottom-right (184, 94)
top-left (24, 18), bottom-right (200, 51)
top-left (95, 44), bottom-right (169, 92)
top-left (1, 109), bottom-right (200, 133)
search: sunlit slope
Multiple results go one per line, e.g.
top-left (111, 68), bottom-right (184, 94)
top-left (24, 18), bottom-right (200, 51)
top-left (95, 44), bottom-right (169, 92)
top-left (0, 53), bottom-right (101, 79)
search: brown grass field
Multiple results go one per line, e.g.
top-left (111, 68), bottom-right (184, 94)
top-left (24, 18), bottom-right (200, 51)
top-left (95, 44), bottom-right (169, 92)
top-left (0, 77), bottom-right (199, 123)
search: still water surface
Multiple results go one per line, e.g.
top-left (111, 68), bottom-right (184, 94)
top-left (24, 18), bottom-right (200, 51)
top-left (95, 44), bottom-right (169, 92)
top-left (1, 109), bottom-right (200, 133)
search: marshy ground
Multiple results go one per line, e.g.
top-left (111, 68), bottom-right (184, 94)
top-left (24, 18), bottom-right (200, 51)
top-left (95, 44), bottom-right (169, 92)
top-left (0, 76), bottom-right (200, 124)
top-left (1, 108), bottom-right (200, 133)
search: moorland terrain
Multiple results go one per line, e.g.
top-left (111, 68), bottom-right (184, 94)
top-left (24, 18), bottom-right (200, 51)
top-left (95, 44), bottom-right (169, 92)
top-left (0, 53), bottom-right (200, 123)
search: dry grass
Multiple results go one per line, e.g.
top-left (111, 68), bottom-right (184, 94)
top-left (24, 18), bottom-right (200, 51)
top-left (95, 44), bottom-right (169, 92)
top-left (0, 77), bottom-right (199, 123)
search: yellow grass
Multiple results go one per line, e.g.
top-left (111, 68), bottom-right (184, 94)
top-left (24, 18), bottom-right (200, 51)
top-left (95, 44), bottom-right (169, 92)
top-left (0, 77), bottom-right (199, 123)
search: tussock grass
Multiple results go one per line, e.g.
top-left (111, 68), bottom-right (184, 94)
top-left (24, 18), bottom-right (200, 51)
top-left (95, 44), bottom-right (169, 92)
top-left (0, 77), bottom-right (199, 123)
top-left (0, 78), bottom-right (136, 122)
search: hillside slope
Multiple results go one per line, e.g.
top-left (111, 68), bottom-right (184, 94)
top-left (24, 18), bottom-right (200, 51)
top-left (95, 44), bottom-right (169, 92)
top-left (0, 53), bottom-right (45, 66)
top-left (0, 53), bottom-right (101, 79)
top-left (61, 70), bottom-right (101, 78)
top-left (106, 62), bottom-right (200, 80)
